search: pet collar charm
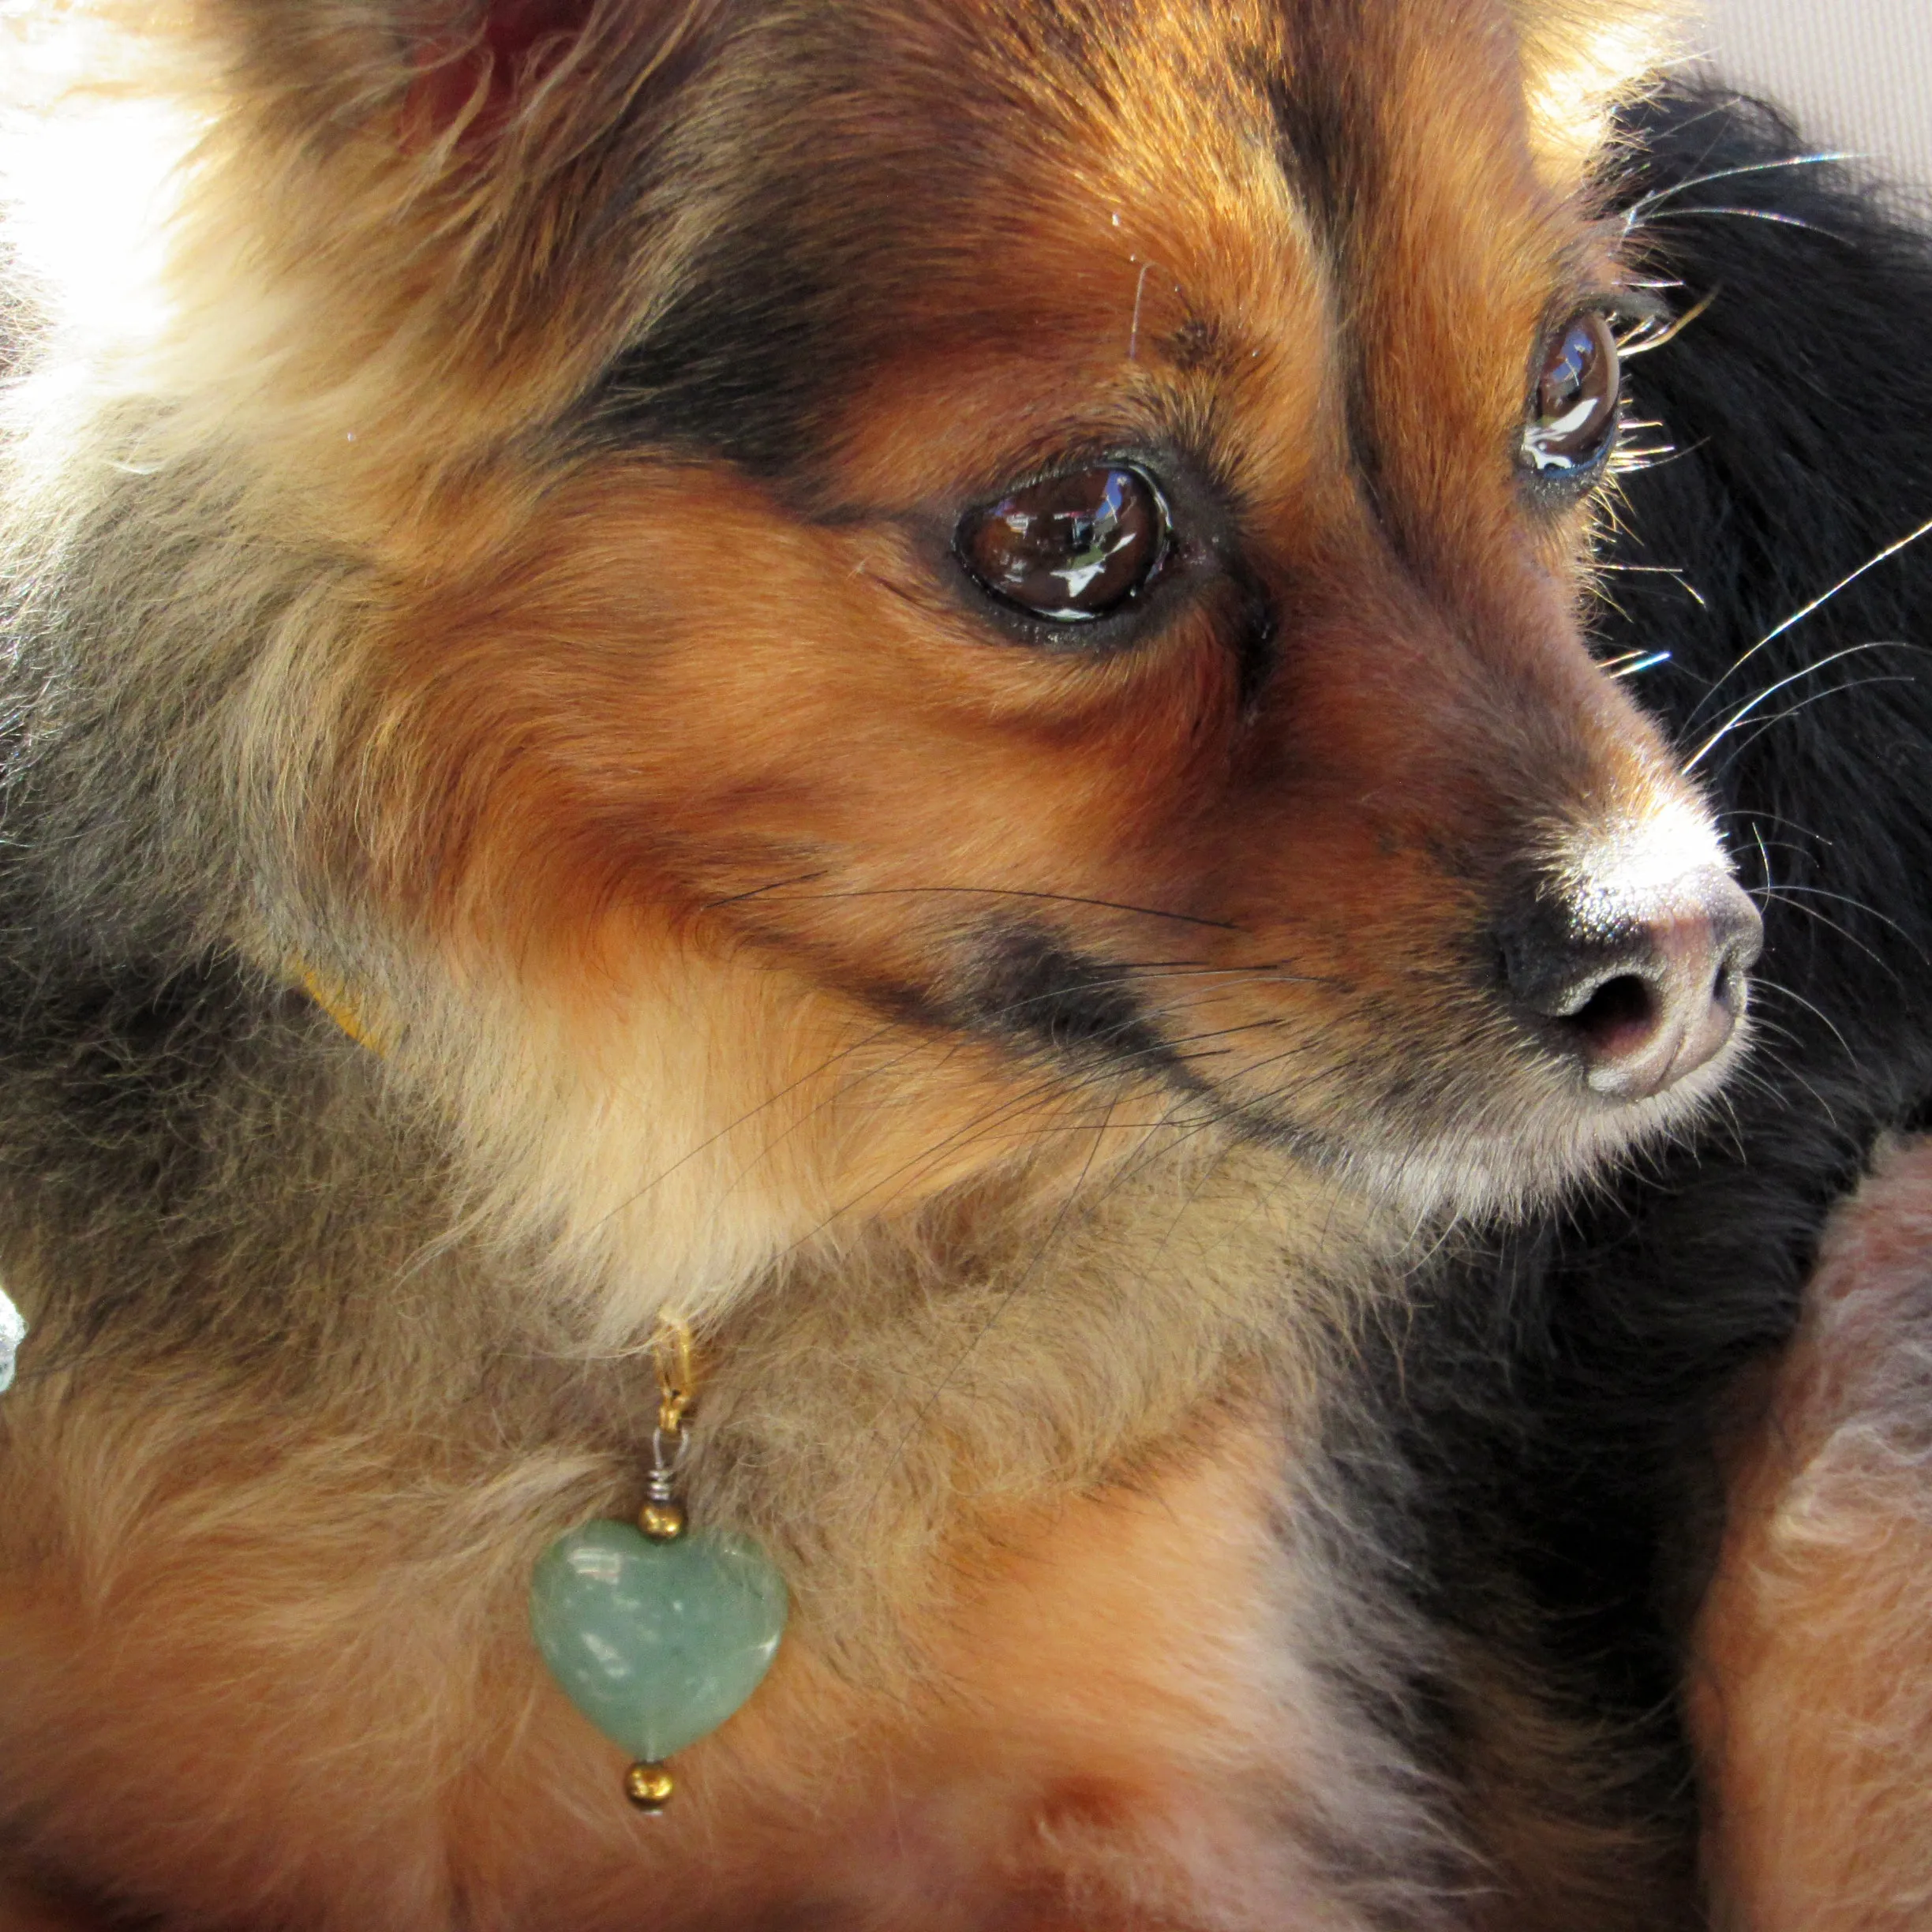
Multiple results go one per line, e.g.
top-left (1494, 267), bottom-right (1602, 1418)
top-left (0, 1282), bottom-right (23, 1394)
top-left (529, 1316), bottom-right (788, 1812)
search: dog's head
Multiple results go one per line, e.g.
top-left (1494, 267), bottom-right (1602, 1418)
top-left (12, 0), bottom-right (1750, 1290)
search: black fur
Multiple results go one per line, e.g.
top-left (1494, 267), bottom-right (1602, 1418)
top-left (959, 925), bottom-right (1176, 1065)
top-left (1359, 84), bottom-right (1932, 1917)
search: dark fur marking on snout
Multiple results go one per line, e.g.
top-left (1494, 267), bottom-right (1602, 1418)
top-left (941, 925), bottom-right (1341, 1167)
top-left (953, 926), bottom-right (1174, 1072)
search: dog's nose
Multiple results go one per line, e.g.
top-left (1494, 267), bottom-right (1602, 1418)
top-left (1500, 868), bottom-right (1763, 1100)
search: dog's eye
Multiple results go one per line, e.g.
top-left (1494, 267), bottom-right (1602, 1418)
top-left (1522, 312), bottom-right (1620, 475)
top-left (957, 466), bottom-right (1169, 623)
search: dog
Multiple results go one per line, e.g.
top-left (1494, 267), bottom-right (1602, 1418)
top-left (1, 3), bottom-right (1917, 1926)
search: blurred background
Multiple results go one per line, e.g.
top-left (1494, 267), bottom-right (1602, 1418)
top-left (1699, 0), bottom-right (1930, 189)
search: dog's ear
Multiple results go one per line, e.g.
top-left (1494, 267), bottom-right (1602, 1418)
top-left (1509, 0), bottom-right (1689, 178)
top-left (401, 0), bottom-right (607, 147)
top-left (179, 0), bottom-right (721, 169)
top-left (88, 0), bottom-right (731, 467)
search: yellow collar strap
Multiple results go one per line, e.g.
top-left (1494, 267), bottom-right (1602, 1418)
top-left (294, 964), bottom-right (389, 1057)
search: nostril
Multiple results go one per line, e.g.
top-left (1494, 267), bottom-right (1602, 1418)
top-left (1712, 952), bottom-right (1747, 1013)
top-left (1713, 894), bottom-right (1765, 987)
top-left (1497, 897), bottom-right (1650, 1028)
top-left (1567, 972), bottom-right (1656, 1060)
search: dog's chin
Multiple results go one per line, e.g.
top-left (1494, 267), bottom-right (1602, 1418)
top-left (1234, 1017), bottom-right (1757, 1232)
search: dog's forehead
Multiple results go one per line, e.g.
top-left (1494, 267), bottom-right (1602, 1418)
top-left (794, 0), bottom-right (1571, 300)
top-left (608, 0), bottom-right (1598, 481)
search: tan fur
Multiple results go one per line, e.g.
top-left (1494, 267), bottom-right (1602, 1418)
top-left (2, 1381), bottom-right (1379, 1930)
top-left (1691, 1137), bottom-right (1932, 1930)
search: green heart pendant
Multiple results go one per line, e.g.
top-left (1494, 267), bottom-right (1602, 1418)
top-left (530, 1519), bottom-right (788, 1769)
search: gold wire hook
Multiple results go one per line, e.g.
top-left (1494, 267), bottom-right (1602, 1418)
top-left (652, 1312), bottom-right (696, 1440)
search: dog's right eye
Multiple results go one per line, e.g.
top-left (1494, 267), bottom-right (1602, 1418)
top-left (1522, 311), bottom-right (1620, 477)
top-left (956, 466), bottom-right (1170, 623)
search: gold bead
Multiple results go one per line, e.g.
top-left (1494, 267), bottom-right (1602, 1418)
top-left (624, 1761), bottom-right (675, 1812)
top-left (638, 1498), bottom-right (687, 1542)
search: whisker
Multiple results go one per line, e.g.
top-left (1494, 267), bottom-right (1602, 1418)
top-left (798, 1073), bottom-right (1121, 1238)
top-left (1103, 1125), bottom-right (1250, 1278)
top-left (1620, 152), bottom-right (1854, 225)
top-left (1692, 511), bottom-right (1932, 718)
top-left (1728, 1040), bottom-right (1841, 1133)
top-left (1738, 836), bottom-right (1821, 867)
top-left (589, 1017), bottom-right (909, 1227)
top-left (1616, 286), bottom-right (1718, 357)
top-left (1752, 882), bottom-right (1930, 960)
top-left (863, 1089), bottom-right (1122, 1507)
top-left (1683, 642), bottom-right (1920, 770)
top-left (715, 883), bottom-right (1242, 932)
top-left (1055, 1102), bottom-right (1237, 1227)
top-left (790, 983), bottom-right (1290, 1234)
top-left (702, 869), bottom-right (832, 911)
top-left (1751, 977), bottom-right (1857, 1065)
top-left (1704, 672), bottom-right (1918, 774)
top-left (1639, 204), bottom-right (1852, 242)
top-left (1750, 889), bottom-right (1903, 980)
top-left (1608, 447), bottom-right (1681, 477)
top-left (594, 952), bottom-right (1332, 1230)
top-left (1716, 806), bottom-right (1833, 847)
top-left (690, 965), bottom-right (1329, 1232)
top-left (1214, 1036), bottom-right (1339, 1088)
top-left (1705, 1087), bottom-right (1751, 1164)
top-left (1609, 650), bottom-right (1673, 680)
